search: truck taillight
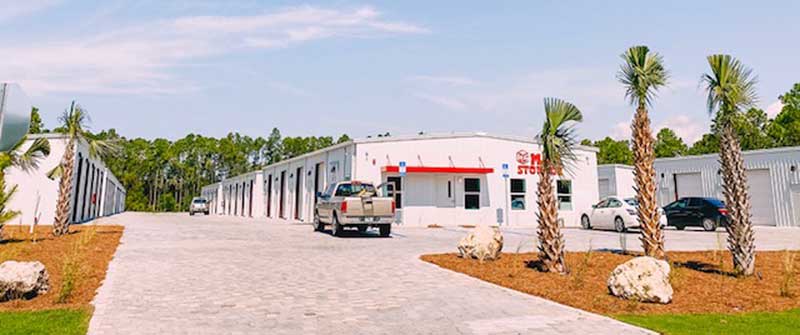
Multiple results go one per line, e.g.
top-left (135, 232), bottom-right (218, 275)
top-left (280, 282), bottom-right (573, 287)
top-left (391, 200), bottom-right (396, 214)
top-left (340, 201), bottom-right (348, 213)
top-left (718, 208), bottom-right (728, 216)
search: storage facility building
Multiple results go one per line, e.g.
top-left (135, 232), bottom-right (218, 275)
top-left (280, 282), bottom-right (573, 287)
top-left (6, 133), bottom-right (126, 226)
top-left (203, 133), bottom-right (600, 227)
top-left (653, 146), bottom-right (800, 227)
top-left (597, 164), bottom-right (636, 199)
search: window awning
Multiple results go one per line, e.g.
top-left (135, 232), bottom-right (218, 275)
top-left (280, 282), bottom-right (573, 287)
top-left (381, 165), bottom-right (494, 174)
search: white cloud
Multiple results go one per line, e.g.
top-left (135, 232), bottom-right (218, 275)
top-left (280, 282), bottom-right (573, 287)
top-left (655, 115), bottom-right (705, 144)
top-left (766, 100), bottom-right (784, 118)
top-left (611, 122), bottom-right (630, 141)
top-left (409, 68), bottom-right (623, 118)
top-left (0, 0), bottom-right (61, 22)
top-left (0, 5), bottom-right (426, 95)
top-left (408, 75), bottom-right (479, 86)
top-left (413, 93), bottom-right (468, 110)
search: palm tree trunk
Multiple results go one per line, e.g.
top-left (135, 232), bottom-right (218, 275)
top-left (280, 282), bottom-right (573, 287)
top-left (536, 163), bottom-right (568, 274)
top-left (631, 106), bottom-right (665, 258)
top-left (53, 139), bottom-right (75, 236)
top-left (719, 122), bottom-right (756, 276)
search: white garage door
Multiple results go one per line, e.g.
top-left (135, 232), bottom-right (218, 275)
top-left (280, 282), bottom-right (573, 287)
top-left (598, 178), bottom-right (611, 198)
top-left (675, 173), bottom-right (703, 199)
top-left (746, 169), bottom-right (775, 226)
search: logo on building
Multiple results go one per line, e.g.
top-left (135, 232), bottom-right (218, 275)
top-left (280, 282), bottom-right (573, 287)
top-left (516, 150), bottom-right (543, 175)
top-left (516, 150), bottom-right (530, 164)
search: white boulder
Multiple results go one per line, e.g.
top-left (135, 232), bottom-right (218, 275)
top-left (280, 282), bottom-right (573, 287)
top-left (0, 261), bottom-right (50, 301)
top-left (607, 256), bottom-right (673, 304)
top-left (457, 225), bottom-right (503, 261)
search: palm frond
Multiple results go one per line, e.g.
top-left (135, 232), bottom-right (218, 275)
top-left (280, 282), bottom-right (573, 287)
top-left (85, 134), bottom-right (122, 160)
top-left (538, 97), bottom-right (583, 174)
top-left (47, 164), bottom-right (63, 180)
top-left (8, 137), bottom-right (51, 172)
top-left (702, 54), bottom-right (758, 121)
top-left (617, 45), bottom-right (669, 108)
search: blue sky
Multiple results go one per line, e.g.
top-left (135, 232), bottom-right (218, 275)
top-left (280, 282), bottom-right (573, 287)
top-left (1, 1), bottom-right (797, 143)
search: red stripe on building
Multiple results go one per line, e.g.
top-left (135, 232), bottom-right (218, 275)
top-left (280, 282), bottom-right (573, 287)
top-left (381, 166), bottom-right (494, 174)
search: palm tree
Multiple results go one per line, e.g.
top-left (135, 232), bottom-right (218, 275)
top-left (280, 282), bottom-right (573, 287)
top-left (0, 136), bottom-right (51, 239)
top-left (536, 97), bottom-right (583, 274)
top-left (50, 102), bottom-right (119, 236)
top-left (702, 55), bottom-right (758, 276)
top-left (617, 45), bottom-right (669, 258)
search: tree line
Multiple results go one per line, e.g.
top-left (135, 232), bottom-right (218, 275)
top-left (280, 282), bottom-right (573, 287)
top-left (583, 82), bottom-right (800, 165)
top-left (28, 113), bottom-right (350, 213)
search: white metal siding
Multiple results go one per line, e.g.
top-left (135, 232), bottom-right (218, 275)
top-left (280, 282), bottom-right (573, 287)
top-left (654, 147), bottom-right (800, 227)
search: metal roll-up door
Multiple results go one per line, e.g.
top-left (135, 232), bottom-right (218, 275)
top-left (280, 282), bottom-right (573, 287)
top-left (675, 173), bottom-right (703, 199)
top-left (746, 169), bottom-right (775, 226)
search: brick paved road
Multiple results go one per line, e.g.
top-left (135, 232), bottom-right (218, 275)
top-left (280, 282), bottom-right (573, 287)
top-left (88, 213), bottom-right (661, 334)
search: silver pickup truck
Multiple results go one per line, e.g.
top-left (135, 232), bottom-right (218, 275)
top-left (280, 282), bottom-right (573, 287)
top-left (313, 181), bottom-right (395, 237)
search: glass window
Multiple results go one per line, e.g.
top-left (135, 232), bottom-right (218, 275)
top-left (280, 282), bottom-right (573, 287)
top-left (595, 199), bottom-right (609, 208)
top-left (688, 198), bottom-right (703, 207)
top-left (386, 176), bottom-right (403, 209)
top-left (464, 178), bottom-right (480, 193)
top-left (624, 198), bottom-right (638, 207)
top-left (510, 178), bottom-right (526, 210)
top-left (556, 180), bottom-right (572, 210)
top-left (464, 178), bottom-right (481, 210)
top-left (608, 198), bottom-right (622, 208)
top-left (511, 195), bottom-right (526, 210)
top-left (510, 179), bottom-right (526, 193)
top-left (465, 194), bottom-right (480, 210)
top-left (335, 182), bottom-right (375, 197)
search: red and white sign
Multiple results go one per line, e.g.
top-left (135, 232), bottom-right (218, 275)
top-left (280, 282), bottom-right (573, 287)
top-left (516, 150), bottom-right (542, 175)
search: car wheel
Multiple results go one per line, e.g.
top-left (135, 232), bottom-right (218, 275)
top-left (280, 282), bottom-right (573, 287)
top-left (581, 215), bottom-right (592, 230)
top-left (702, 218), bottom-right (718, 231)
top-left (313, 212), bottom-right (323, 232)
top-left (332, 215), bottom-right (343, 237)
top-left (379, 224), bottom-right (391, 237)
top-left (357, 226), bottom-right (368, 233)
top-left (614, 217), bottom-right (626, 233)
top-left (675, 224), bottom-right (685, 231)
top-left (190, 212), bottom-right (194, 216)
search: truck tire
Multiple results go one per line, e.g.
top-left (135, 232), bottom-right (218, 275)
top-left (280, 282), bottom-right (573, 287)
top-left (332, 215), bottom-right (343, 237)
top-left (379, 224), bottom-right (391, 237)
top-left (313, 212), bottom-right (323, 232)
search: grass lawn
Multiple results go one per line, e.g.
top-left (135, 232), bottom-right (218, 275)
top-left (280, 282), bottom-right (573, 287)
top-left (616, 309), bottom-right (800, 335)
top-left (0, 308), bottom-right (91, 335)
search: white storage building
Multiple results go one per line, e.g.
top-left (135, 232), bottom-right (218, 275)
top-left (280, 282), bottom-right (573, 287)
top-left (653, 146), bottom-right (800, 227)
top-left (5, 133), bottom-right (126, 226)
top-left (203, 133), bottom-right (600, 227)
top-left (597, 164), bottom-right (636, 199)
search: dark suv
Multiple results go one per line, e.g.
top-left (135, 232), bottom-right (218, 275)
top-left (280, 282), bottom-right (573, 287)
top-left (663, 197), bottom-right (728, 231)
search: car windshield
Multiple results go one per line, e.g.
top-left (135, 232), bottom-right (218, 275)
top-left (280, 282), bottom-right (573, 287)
top-left (624, 198), bottom-right (638, 207)
top-left (705, 198), bottom-right (725, 207)
top-left (192, 199), bottom-right (206, 204)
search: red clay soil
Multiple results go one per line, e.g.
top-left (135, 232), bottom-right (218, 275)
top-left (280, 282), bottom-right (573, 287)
top-left (421, 250), bottom-right (800, 315)
top-left (0, 225), bottom-right (123, 311)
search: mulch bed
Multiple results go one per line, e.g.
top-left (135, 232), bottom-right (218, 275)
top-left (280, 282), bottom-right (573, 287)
top-left (0, 225), bottom-right (123, 311)
top-left (421, 250), bottom-right (800, 315)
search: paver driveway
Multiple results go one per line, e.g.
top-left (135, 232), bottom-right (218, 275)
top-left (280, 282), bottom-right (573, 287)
top-left (88, 212), bottom-right (652, 335)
